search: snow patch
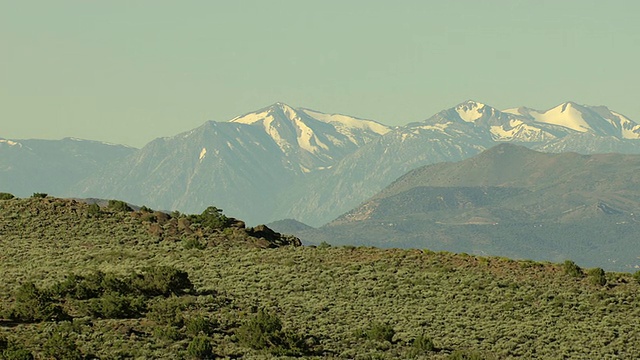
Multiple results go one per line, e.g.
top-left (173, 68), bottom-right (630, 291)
top-left (611, 111), bottom-right (640, 139)
top-left (230, 109), bottom-right (271, 124)
top-left (301, 109), bottom-right (390, 135)
top-left (529, 102), bottom-right (591, 132)
top-left (0, 139), bottom-right (20, 147)
top-left (294, 117), bottom-right (329, 154)
top-left (456, 102), bottom-right (485, 122)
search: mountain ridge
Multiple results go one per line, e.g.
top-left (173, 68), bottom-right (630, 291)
top-left (4, 100), bottom-right (640, 226)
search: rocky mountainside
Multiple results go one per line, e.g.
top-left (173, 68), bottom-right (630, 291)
top-left (0, 137), bottom-right (135, 197)
top-left (286, 144), bottom-right (640, 271)
top-left (75, 103), bottom-right (389, 224)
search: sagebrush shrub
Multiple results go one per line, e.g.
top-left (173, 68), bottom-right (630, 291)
top-left (186, 335), bottom-right (213, 359)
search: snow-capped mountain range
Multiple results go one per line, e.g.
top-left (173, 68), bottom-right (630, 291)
top-left (2, 100), bottom-right (640, 226)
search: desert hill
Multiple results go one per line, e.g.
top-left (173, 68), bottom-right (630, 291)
top-left (1, 194), bottom-right (640, 358)
top-left (280, 144), bottom-right (640, 271)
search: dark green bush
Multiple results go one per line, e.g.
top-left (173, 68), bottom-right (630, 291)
top-left (190, 206), bottom-right (230, 230)
top-left (147, 296), bottom-right (194, 327)
top-left (364, 322), bottom-right (395, 343)
top-left (41, 330), bottom-right (82, 360)
top-left (108, 200), bottom-right (132, 212)
top-left (87, 293), bottom-right (146, 319)
top-left (185, 316), bottom-right (218, 337)
top-left (8, 282), bottom-right (69, 322)
top-left (153, 325), bottom-right (184, 341)
top-left (237, 309), bottom-right (308, 355)
top-left (183, 238), bottom-right (206, 250)
top-left (412, 333), bottom-right (435, 352)
top-left (448, 349), bottom-right (495, 360)
top-left (31, 193), bottom-right (47, 198)
top-left (237, 309), bottom-right (282, 351)
top-left (1, 342), bottom-right (34, 360)
top-left (87, 203), bottom-right (101, 217)
top-left (131, 266), bottom-right (194, 297)
top-left (318, 241), bottom-right (332, 249)
top-left (563, 260), bottom-right (583, 278)
top-left (0, 192), bottom-right (15, 200)
top-left (186, 335), bottom-right (213, 359)
top-left (587, 268), bottom-right (607, 286)
top-left (51, 272), bottom-right (105, 300)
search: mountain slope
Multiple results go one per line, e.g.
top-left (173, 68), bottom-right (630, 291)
top-left (76, 103), bottom-right (389, 224)
top-left (283, 101), bottom-right (640, 225)
top-left (0, 137), bottom-right (135, 197)
top-left (292, 144), bottom-right (640, 271)
top-left (22, 100), bottom-right (640, 227)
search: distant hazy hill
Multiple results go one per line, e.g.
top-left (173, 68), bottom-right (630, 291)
top-left (289, 144), bottom-right (640, 271)
top-left (0, 137), bottom-right (135, 197)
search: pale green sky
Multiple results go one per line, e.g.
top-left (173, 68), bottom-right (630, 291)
top-left (2, 0), bottom-right (639, 147)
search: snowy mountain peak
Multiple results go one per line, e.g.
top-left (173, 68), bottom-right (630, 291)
top-left (455, 100), bottom-right (487, 122)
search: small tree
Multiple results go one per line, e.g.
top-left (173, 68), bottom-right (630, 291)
top-left (87, 203), bottom-right (101, 217)
top-left (191, 206), bottom-right (230, 230)
top-left (587, 268), bottom-right (607, 286)
top-left (563, 260), bottom-right (583, 278)
top-left (364, 322), bottom-right (395, 343)
top-left (413, 333), bottom-right (435, 352)
top-left (8, 282), bottom-right (69, 322)
top-left (41, 330), bottom-right (83, 360)
top-left (237, 309), bottom-right (282, 350)
top-left (108, 200), bottom-right (132, 212)
top-left (0, 192), bottom-right (15, 200)
top-left (131, 266), bottom-right (194, 297)
top-left (31, 193), bottom-right (47, 198)
top-left (186, 335), bottom-right (213, 359)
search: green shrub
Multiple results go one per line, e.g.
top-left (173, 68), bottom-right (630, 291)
top-left (236, 309), bottom-right (308, 355)
top-left (87, 293), bottom-right (146, 319)
top-left (237, 309), bottom-right (282, 350)
top-left (448, 349), bottom-right (496, 360)
top-left (51, 272), bottom-right (105, 300)
top-left (41, 330), bottom-right (82, 360)
top-left (153, 325), bottom-right (184, 341)
top-left (190, 206), bottom-right (230, 230)
top-left (1, 343), bottom-right (34, 360)
top-left (364, 322), bottom-right (395, 343)
top-left (87, 203), bottom-right (101, 217)
top-left (186, 335), bottom-right (213, 359)
top-left (587, 268), bottom-right (607, 286)
top-left (412, 333), bottom-right (435, 352)
top-left (147, 296), bottom-right (192, 327)
top-left (183, 238), bottom-right (206, 250)
top-left (318, 241), bottom-right (332, 249)
top-left (131, 266), bottom-right (194, 297)
top-left (8, 282), bottom-right (69, 322)
top-left (0, 192), bottom-right (15, 200)
top-left (31, 193), bottom-right (47, 198)
top-left (108, 199), bottom-right (132, 212)
top-left (185, 315), bottom-right (218, 337)
top-left (563, 260), bottom-right (583, 278)
top-left (633, 270), bottom-right (640, 284)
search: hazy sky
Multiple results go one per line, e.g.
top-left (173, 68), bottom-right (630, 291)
top-left (2, 1), bottom-right (639, 147)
